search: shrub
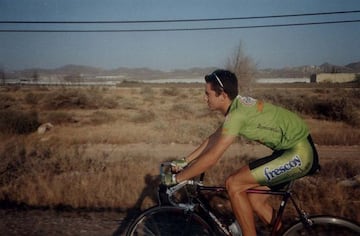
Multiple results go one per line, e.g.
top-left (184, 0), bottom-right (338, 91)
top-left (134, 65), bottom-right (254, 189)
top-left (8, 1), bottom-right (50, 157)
top-left (258, 89), bottom-right (359, 127)
top-left (161, 87), bottom-right (180, 96)
top-left (130, 110), bottom-right (156, 123)
top-left (0, 110), bottom-right (40, 134)
top-left (0, 93), bottom-right (16, 109)
top-left (42, 89), bottom-right (93, 109)
top-left (24, 92), bottom-right (41, 105)
top-left (140, 86), bottom-right (155, 97)
top-left (307, 98), bottom-right (358, 127)
top-left (0, 138), bottom-right (27, 186)
top-left (171, 103), bottom-right (192, 115)
top-left (42, 89), bottom-right (117, 110)
top-left (90, 111), bottom-right (115, 125)
top-left (44, 111), bottom-right (75, 124)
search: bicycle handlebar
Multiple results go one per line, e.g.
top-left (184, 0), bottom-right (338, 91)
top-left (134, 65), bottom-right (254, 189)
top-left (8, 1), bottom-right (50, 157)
top-left (160, 162), bottom-right (204, 204)
top-left (161, 161), bottom-right (205, 180)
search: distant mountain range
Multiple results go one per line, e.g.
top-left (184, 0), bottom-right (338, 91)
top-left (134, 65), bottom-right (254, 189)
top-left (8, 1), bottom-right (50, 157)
top-left (257, 62), bottom-right (360, 78)
top-left (4, 61), bottom-right (360, 80)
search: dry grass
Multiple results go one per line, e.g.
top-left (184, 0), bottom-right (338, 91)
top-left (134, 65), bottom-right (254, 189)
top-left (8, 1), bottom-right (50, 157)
top-left (0, 83), bottom-right (359, 224)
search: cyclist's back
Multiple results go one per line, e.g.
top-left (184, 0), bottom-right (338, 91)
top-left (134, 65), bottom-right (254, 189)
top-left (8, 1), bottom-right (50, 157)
top-left (223, 95), bottom-right (309, 150)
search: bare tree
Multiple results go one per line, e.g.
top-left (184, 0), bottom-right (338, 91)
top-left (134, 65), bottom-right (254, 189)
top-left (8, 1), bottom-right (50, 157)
top-left (226, 41), bottom-right (257, 95)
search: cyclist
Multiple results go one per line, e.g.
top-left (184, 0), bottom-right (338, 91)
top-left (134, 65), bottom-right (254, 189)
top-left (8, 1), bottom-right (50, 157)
top-left (163, 69), bottom-right (319, 236)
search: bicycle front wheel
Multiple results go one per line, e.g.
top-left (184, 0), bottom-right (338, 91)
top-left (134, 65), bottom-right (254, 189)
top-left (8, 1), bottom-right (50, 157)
top-left (282, 215), bottom-right (360, 236)
top-left (126, 206), bottom-right (215, 236)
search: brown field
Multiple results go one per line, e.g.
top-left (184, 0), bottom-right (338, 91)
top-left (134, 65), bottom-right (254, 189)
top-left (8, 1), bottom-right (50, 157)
top-left (0, 82), bottom-right (359, 227)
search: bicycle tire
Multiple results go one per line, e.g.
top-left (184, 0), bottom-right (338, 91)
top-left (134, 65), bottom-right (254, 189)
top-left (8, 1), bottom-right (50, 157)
top-left (126, 205), bottom-right (216, 236)
top-left (282, 215), bottom-right (360, 236)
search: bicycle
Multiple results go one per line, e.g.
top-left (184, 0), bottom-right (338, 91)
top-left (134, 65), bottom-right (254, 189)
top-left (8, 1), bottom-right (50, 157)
top-left (126, 162), bottom-right (360, 235)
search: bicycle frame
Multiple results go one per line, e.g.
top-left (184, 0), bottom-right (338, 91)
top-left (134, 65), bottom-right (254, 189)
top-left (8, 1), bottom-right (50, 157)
top-left (198, 184), bottom-right (308, 236)
top-left (116, 162), bottom-right (359, 236)
top-left (160, 163), bottom-right (311, 236)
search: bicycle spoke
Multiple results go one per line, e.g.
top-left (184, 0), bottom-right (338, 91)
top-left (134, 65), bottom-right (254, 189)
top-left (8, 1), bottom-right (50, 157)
top-left (126, 206), bottom-right (215, 236)
top-left (143, 215), bottom-right (161, 236)
top-left (141, 225), bottom-right (157, 236)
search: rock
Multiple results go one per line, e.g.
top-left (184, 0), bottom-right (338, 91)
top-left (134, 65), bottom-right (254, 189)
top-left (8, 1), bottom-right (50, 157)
top-left (37, 123), bottom-right (54, 134)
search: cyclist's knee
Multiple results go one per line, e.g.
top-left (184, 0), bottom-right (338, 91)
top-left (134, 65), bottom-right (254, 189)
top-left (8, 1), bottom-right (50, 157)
top-left (225, 173), bottom-right (249, 197)
top-left (226, 166), bottom-right (259, 198)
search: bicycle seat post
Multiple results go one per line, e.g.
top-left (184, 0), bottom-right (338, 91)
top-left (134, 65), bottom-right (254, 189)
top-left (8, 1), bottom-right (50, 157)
top-left (285, 180), bottom-right (295, 193)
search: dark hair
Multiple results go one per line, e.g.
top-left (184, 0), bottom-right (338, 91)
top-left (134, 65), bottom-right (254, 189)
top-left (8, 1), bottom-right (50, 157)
top-left (204, 69), bottom-right (238, 100)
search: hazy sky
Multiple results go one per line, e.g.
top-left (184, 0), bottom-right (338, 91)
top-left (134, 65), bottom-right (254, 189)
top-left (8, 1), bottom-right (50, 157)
top-left (0, 0), bottom-right (359, 71)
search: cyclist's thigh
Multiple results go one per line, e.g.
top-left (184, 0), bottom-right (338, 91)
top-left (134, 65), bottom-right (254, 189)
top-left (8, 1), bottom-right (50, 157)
top-left (249, 139), bottom-right (313, 187)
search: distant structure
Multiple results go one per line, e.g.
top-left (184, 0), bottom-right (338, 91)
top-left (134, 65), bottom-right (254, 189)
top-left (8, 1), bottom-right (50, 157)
top-left (310, 73), bottom-right (358, 83)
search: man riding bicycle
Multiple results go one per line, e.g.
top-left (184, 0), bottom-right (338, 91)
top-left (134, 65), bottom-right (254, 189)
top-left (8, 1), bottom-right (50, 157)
top-left (163, 69), bottom-right (319, 236)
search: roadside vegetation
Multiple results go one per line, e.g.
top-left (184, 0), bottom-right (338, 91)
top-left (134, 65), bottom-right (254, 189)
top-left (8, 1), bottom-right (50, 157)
top-left (0, 83), bottom-right (359, 224)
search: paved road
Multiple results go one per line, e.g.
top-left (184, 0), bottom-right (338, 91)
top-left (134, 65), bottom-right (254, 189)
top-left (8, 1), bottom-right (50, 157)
top-left (0, 209), bottom-right (132, 236)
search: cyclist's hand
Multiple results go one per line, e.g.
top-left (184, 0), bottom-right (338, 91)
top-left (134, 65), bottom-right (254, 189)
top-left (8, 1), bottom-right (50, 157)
top-left (161, 173), bottom-right (177, 186)
top-left (171, 158), bottom-right (188, 172)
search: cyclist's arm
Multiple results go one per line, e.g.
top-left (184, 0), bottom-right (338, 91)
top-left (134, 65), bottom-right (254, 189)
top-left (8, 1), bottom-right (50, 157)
top-left (184, 126), bottom-right (222, 164)
top-left (176, 132), bottom-right (236, 182)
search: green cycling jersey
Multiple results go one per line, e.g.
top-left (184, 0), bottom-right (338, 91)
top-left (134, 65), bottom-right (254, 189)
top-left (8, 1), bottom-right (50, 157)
top-left (222, 95), bottom-right (309, 150)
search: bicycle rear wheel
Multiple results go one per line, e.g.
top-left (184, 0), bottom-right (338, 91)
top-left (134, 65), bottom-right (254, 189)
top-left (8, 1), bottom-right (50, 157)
top-left (126, 206), bottom-right (215, 236)
top-left (282, 215), bottom-right (360, 236)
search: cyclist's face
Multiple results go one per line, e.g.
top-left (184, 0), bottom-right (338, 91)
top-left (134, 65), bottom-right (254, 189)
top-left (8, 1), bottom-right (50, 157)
top-left (204, 83), bottom-right (223, 110)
